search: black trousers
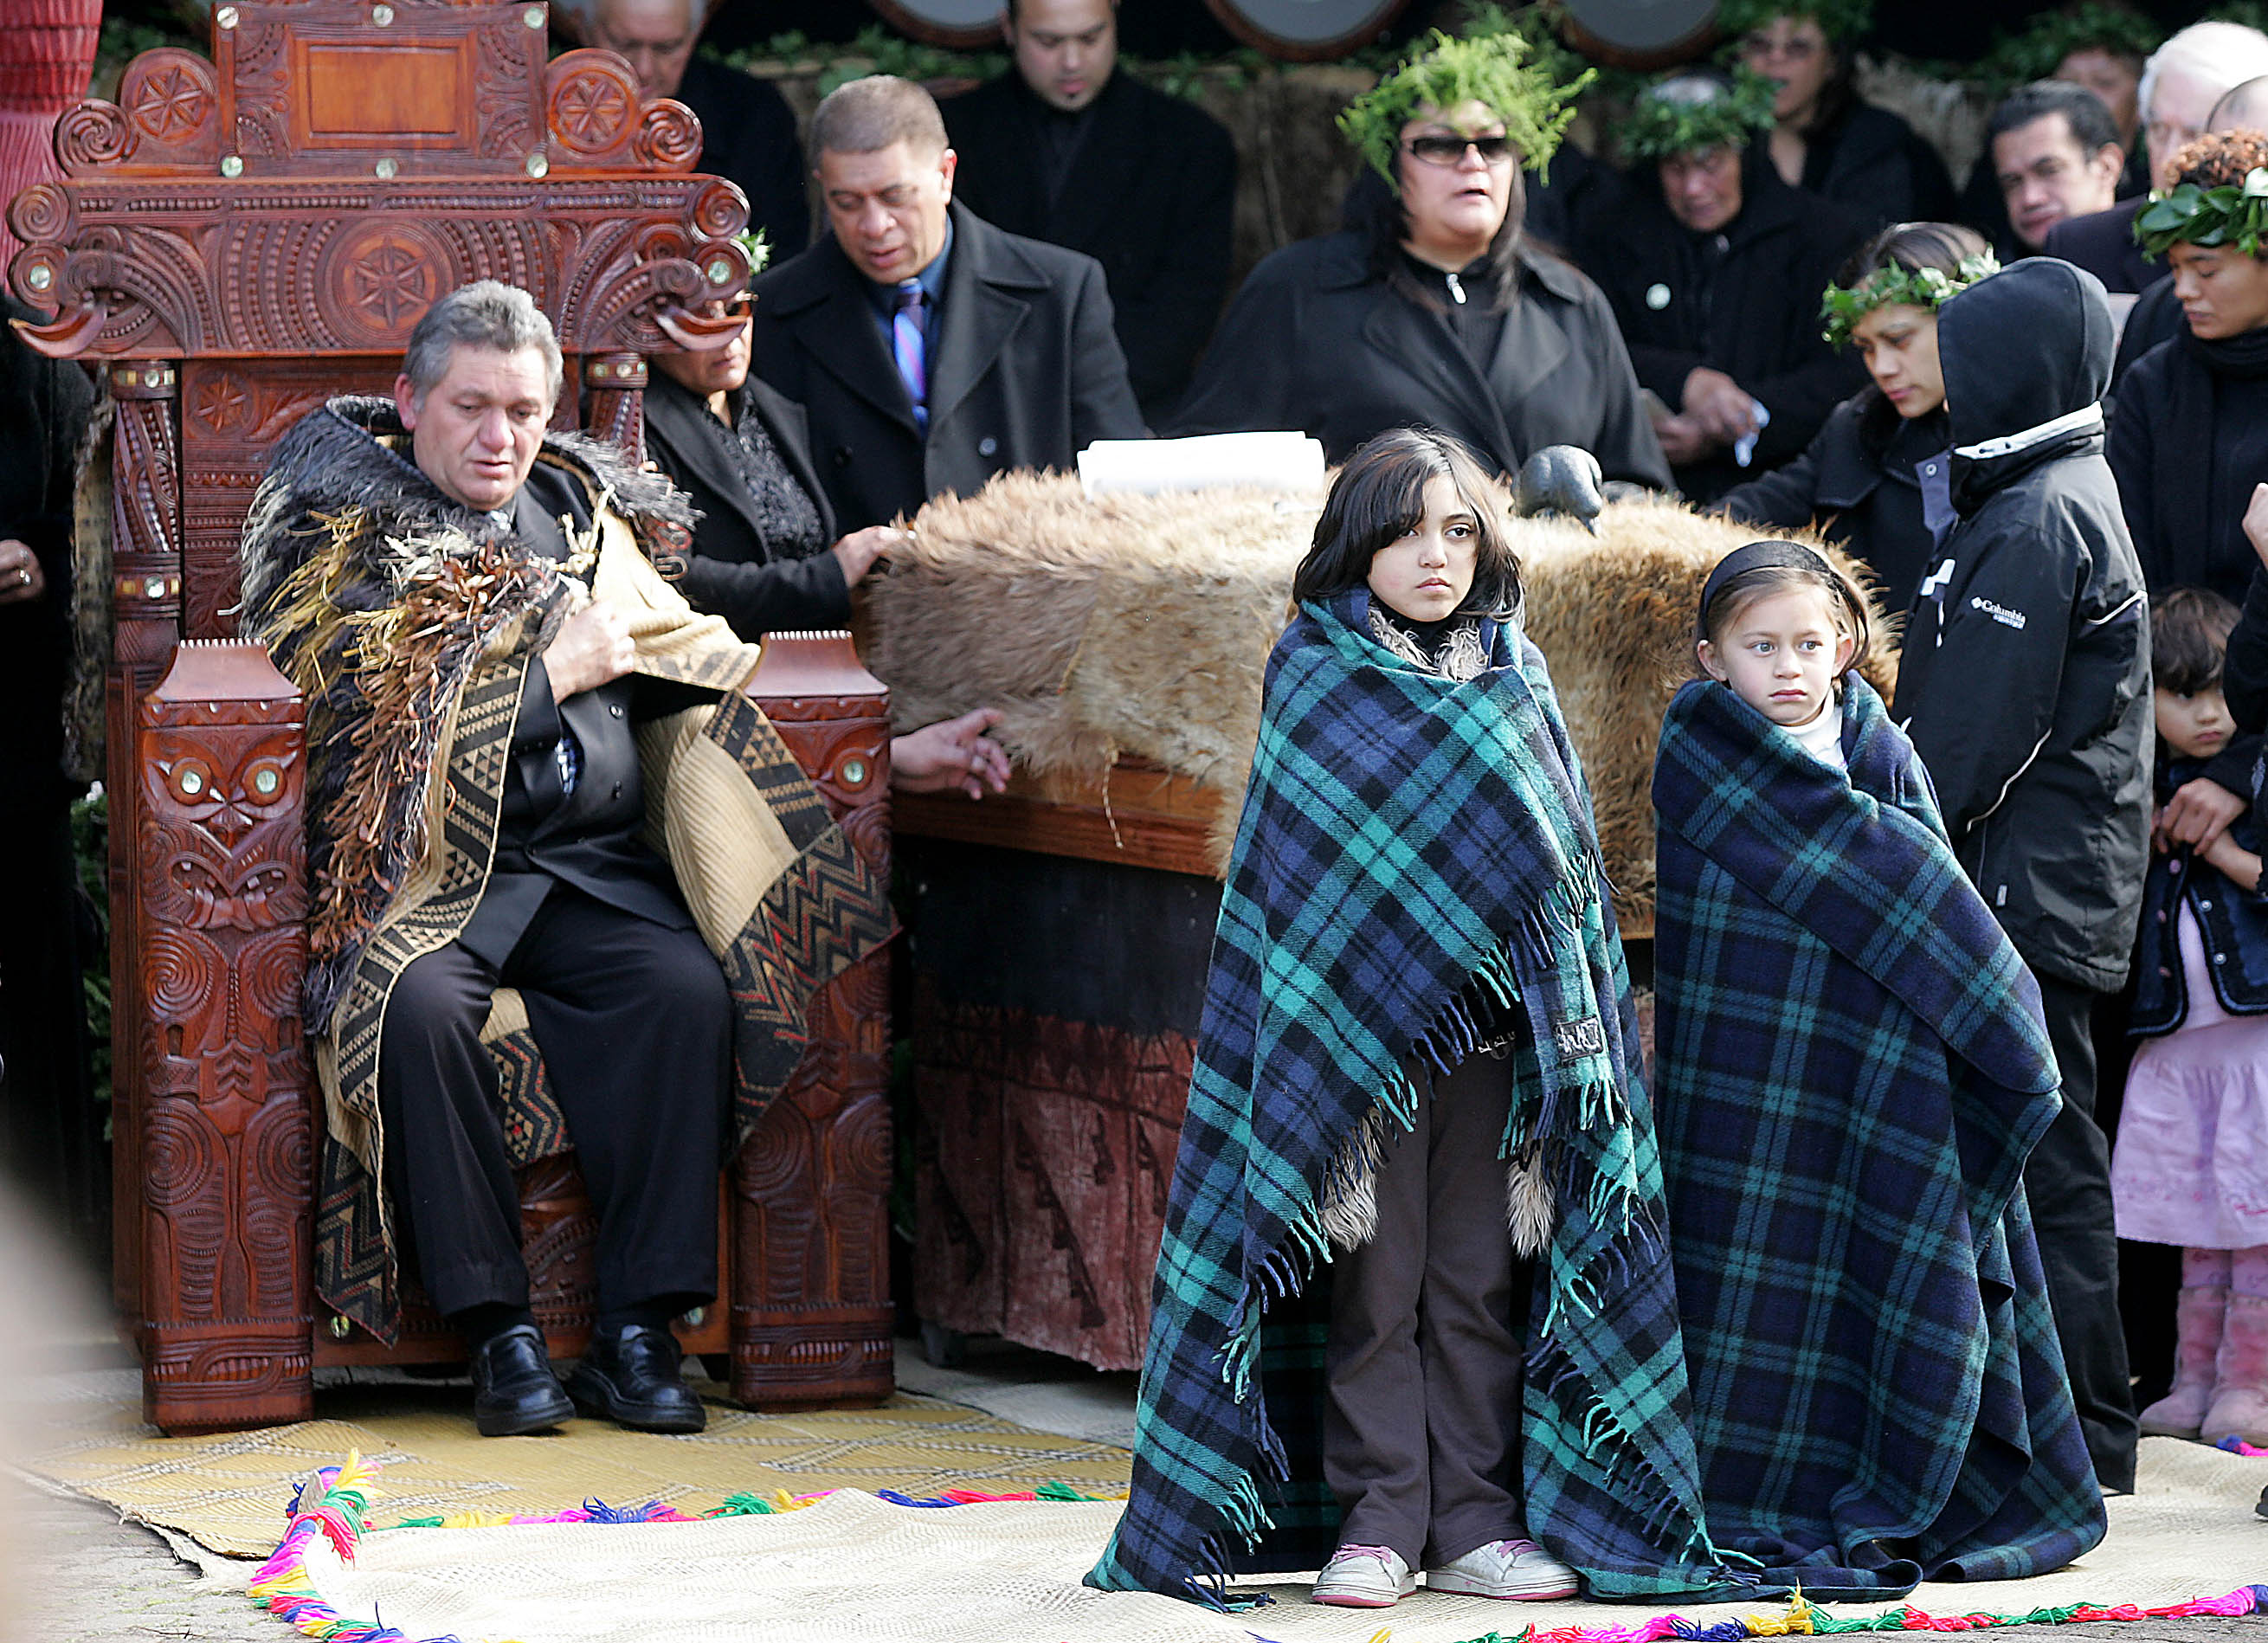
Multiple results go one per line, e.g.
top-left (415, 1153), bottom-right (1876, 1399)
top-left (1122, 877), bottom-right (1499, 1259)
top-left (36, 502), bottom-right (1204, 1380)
top-left (377, 885), bottom-right (732, 1321)
top-left (2032, 970), bottom-right (2140, 1492)
top-left (1324, 1051), bottom-right (1531, 1568)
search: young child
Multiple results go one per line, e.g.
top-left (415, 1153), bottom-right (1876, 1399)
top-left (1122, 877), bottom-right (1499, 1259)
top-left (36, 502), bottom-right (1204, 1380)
top-left (1091, 429), bottom-right (1736, 1611)
top-left (1653, 542), bottom-right (2106, 1593)
top-left (2112, 588), bottom-right (2268, 1446)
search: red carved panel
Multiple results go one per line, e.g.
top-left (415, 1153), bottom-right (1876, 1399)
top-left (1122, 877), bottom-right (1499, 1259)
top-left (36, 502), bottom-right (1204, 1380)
top-left (134, 641), bottom-right (312, 1434)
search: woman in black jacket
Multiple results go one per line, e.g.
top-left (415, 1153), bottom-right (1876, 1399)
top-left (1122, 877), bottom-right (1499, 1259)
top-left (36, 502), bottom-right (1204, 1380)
top-left (1726, 0), bottom-right (1956, 228)
top-left (1719, 222), bottom-right (1994, 612)
top-left (643, 298), bottom-right (899, 642)
top-left (1170, 31), bottom-right (1670, 489)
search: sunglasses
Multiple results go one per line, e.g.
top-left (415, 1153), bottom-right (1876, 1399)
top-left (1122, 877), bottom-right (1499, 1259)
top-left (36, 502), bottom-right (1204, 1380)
top-left (1404, 133), bottom-right (1516, 166)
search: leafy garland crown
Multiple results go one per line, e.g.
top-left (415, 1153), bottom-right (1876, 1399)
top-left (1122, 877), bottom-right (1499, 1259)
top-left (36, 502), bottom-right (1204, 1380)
top-left (1714, 0), bottom-right (1874, 45)
top-left (1820, 251), bottom-right (1999, 346)
top-left (1978, 3), bottom-right (2161, 92)
top-left (1621, 68), bottom-right (1779, 162)
top-left (2134, 169), bottom-right (2268, 259)
top-left (1337, 29), bottom-right (1593, 185)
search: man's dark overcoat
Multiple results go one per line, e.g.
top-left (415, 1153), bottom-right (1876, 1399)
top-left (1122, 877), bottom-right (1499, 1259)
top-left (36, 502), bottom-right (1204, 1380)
top-left (1168, 232), bottom-right (1672, 489)
top-left (674, 55), bottom-right (810, 262)
top-left (641, 369), bottom-right (849, 640)
top-left (744, 201), bottom-right (1146, 532)
top-left (943, 69), bottom-right (1234, 420)
top-left (1575, 151), bottom-right (1868, 501)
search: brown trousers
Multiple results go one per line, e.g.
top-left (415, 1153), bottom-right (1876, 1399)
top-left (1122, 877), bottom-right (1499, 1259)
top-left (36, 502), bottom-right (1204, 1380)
top-left (1324, 1051), bottom-right (1531, 1567)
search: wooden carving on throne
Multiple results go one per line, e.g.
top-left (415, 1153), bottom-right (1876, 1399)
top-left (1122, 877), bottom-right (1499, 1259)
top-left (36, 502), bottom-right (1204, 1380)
top-left (9, 0), bottom-right (895, 1434)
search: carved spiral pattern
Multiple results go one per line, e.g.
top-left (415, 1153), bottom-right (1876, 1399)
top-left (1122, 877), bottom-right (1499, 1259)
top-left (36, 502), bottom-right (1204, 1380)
top-left (633, 222), bottom-right (692, 266)
top-left (55, 102), bottom-right (135, 171)
top-left (738, 1101), bottom-right (812, 1195)
top-left (9, 184), bottom-right (71, 245)
top-left (144, 1105), bottom-right (220, 1208)
top-left (549, 67), bottom-right (634, 155)
top-left (832, 1092), bottom-right (892, 1195)
top-left (635, 100), bottom-right (701, 170)
top-left (241, 926), bottom-right (306, 1029)
top-left (147, 926), bottom-right (222, 1020)
top-left (840, 801), bottom-right (890, 873)
top-left (691, 180), bottom-right (748, 242)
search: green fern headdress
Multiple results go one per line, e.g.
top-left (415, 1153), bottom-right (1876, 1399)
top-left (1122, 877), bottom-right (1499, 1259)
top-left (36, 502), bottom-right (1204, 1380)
top-left (1820, 250), bottom-right (2001, 346)
top-left (1714, 0), bottom-right (1874, 46)
top-left (1620, 68), bottom-right (1779, 162)
top-left (2134, 167), bottom-right (2268, 258)
top-left (1337, 29), bottom-right (1593, 186)
top-left (1978, 4), bottom-right (2160, 91)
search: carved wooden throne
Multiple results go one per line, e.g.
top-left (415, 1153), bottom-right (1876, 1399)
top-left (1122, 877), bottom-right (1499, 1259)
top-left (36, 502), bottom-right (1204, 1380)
top-left (8, 0), bottom-right (896, 1434)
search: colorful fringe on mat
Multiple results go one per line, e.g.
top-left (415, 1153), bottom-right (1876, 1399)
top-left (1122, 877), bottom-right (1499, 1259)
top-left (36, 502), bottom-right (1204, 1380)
top-left (247, 1454), bottom-right (2268, 1643)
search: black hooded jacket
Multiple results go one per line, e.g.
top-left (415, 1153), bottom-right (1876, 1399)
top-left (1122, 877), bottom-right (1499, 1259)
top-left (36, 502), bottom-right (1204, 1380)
top-left (1893, 259), bottom-right (2152, 991)
top-left (1575, 147), bottom-right (1868, 501)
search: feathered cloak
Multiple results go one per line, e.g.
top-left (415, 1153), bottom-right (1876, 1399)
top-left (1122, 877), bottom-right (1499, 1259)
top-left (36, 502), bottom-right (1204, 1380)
top-left (1652, 676), bottom-right (2107, 1594)
top-left (1091, 591), bottom-right (1749, 1607)
top-left (238, 397), bottom-right (890, 1342)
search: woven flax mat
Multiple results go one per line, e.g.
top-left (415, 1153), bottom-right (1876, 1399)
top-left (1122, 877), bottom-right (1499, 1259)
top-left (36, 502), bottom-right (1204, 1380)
top-left (14, 1376), bottom-right (1131, 1559)
top-left (273, 1438), bottom-right (2267, 1643)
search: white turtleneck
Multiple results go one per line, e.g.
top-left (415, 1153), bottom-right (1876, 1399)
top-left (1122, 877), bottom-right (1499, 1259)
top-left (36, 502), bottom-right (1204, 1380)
top-left (1788, 701), bottom-right (1846, 770)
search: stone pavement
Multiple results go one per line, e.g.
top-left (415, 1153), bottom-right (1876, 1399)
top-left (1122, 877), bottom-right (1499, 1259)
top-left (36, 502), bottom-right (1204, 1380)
top-left (10, 1337), bottom-right (2265, 1643)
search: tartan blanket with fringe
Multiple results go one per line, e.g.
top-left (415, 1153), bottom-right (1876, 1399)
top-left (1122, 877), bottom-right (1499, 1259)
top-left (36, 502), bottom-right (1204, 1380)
top-left (1090, 590), bottom-right (1745, 1607)
top-left (1652, 676), bottom-right (2107, 1595)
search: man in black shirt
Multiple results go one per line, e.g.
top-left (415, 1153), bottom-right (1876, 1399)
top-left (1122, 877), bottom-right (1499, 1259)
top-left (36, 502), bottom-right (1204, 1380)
top-left (587, 0), bottom-right (809, 261)
top-left (942, 0), bottom-right (1234, 420)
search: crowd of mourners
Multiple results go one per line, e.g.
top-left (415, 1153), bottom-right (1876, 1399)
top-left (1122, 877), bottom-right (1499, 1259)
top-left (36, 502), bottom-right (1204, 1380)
top-left (4, 0), bottom-right (2268, 1618)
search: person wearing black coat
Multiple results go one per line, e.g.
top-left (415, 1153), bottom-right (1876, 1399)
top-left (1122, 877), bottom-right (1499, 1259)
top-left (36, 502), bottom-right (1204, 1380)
top-left (941, 8), bottom-right (1234, 422)
top-left (0, 299), bottom-right (100, 1256)
top-left (1577, 143), bottom-right (1868, 502)
top-left (1895, 256), bottom-right (2150, 1494)
top-left (2045, 197), bottom-right (2158, 295)
top-left (2229, 492), bottom-right (2268, 744)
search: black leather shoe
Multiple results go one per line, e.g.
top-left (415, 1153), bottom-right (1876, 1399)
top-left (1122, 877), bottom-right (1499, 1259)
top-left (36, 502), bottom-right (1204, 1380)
top-left (566, 1323), bottom-right (706, 1433)
top-left (469, 1324), bottom-right (574, 1437)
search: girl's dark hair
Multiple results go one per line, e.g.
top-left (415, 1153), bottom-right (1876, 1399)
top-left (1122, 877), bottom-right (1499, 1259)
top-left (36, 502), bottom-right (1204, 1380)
top-left (2151, 586), bottom-right (2240, 694)
top-left (1694, 549), bottom-right (1874, 678)
top-left (1836, 220), bottom-right (1990, 448)
top-left (1343, 164), bottom-right (1528, 312)
top-left (1294, 427), bottom-right (1523, 620)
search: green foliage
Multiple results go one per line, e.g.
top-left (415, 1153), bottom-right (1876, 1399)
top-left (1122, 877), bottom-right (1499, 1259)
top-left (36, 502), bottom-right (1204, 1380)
top-left (1713, 0), bottom-right (1875, 46)
top-left (1975, 3), bottom-right (2162, 93)
top-left (1820, 251), bottom-right (2000, 346)
top-left (1620, 67), bottom-right (1778, 162)
top-left (1337, 29), bottom-right (1591, 184)
top-left (721, 26), bottom-right (1005, 97)
top-left (2135, 171), bottom-right (2268, 258)
top-left (69, 788), bottom-right (111, 1115)
top-left (91, 13), bottom-right (198, 100)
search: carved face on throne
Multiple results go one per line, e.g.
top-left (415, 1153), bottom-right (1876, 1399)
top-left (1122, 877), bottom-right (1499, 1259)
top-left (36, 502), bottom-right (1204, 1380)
top-left (394, 343), bottom-right (554, 513)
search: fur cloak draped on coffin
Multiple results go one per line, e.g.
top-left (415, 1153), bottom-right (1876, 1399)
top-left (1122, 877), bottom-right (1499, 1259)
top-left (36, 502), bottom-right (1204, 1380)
top-left (1651, 676), bottom-right (2106, 1595)
top-left (238, 397), bottom-right (891, 1343)
top-left (1090, 590), bottom-right (1754, 1608)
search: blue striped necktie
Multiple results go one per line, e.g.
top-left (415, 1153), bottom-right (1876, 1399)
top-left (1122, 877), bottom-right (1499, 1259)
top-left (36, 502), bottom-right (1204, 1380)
top-left (892, 280), bottom-right (928, 433)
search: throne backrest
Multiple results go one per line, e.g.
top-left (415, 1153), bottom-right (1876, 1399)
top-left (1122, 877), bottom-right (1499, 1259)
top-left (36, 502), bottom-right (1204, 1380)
top-left (6, 0), bottom-right (751, 639)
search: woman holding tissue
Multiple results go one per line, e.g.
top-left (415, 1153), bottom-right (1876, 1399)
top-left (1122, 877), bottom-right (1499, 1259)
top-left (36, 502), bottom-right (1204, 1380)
top-left (1169, 31), bottom-right (1671, 491)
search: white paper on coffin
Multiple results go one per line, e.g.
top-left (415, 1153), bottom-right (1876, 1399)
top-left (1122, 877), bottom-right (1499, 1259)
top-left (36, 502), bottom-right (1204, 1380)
top-left (1077, 432), bottom-right (1325, 499)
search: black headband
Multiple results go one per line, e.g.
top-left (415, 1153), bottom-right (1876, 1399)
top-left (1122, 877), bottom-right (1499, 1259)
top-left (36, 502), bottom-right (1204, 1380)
top-left (1695, 539), bottom-right (1860, 646)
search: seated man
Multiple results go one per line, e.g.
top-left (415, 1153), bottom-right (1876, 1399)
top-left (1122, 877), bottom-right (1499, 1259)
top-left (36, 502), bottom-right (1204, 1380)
top-left (746, 74), bottom-right (1147, 533)
top-left (643, 287), bottom-right (899, 641)
top-left (239, 280), bottom-right (1005, 1438)
top-left (1575, 70), bottom-right (1867, 502)
top-left (588, 0), bottom-right (809, 261)
top-left (1988, 81), bottom-right (2125, 257)
top-left (942, 0), bottom-right (1235, 420)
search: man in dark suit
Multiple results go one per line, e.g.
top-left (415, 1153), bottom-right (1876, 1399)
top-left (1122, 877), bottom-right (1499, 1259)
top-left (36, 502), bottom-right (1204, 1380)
top-left (942, 0), bottom-right (1234, 420)
top-left (744, 74), bottom-right (1147, 533)
top-left (589, 0), bottom-right (809, 261)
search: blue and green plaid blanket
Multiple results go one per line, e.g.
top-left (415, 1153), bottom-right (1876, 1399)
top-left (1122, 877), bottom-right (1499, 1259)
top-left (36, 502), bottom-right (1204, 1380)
top-left (1653, 676), bottom-right (2107, 1595)
top-left (1090, 591), bottom-right (1743, 1607)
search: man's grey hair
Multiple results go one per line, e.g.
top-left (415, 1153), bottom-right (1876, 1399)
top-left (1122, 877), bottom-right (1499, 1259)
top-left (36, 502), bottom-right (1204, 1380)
top-left (809, 74), bottom-right (948, 159)
top-left (401, 280), bottom-right (564, 406)
top-left (2140, 21), bottom-right (2268, 126)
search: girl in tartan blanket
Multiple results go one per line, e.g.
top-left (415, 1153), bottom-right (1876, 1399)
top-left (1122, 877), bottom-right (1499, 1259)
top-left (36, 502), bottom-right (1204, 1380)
top-left (1652, 541), bottom-right (2107, 1593)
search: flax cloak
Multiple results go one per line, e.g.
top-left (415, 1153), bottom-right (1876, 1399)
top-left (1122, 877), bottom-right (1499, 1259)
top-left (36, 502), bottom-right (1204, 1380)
top-left (239, 398), bottom-right (890, 1342)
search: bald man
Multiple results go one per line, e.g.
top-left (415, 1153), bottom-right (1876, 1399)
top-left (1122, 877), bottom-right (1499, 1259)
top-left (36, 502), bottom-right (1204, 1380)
top-left (587, 0), bottom-right (809, 260)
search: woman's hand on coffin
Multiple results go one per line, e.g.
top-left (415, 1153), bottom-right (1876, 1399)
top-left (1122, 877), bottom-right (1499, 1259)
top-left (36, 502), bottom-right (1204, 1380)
top-left (831, 525), bottom-right (906, 589)
top-left (0, 539), bottom-right (42, 606)
top-left (2155, 775), bottom-right (2248, 854)
top-left (891, 707), bottom-right (1011, 800)
top-left (541, 600), bottom-right (635, 699)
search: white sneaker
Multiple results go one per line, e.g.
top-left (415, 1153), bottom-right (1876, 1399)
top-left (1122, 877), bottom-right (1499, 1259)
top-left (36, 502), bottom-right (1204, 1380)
top-left (1311, 1543), bottom-right (1416, 1607)
top-left (1427, 1537), bottom-right (1580, 1600)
